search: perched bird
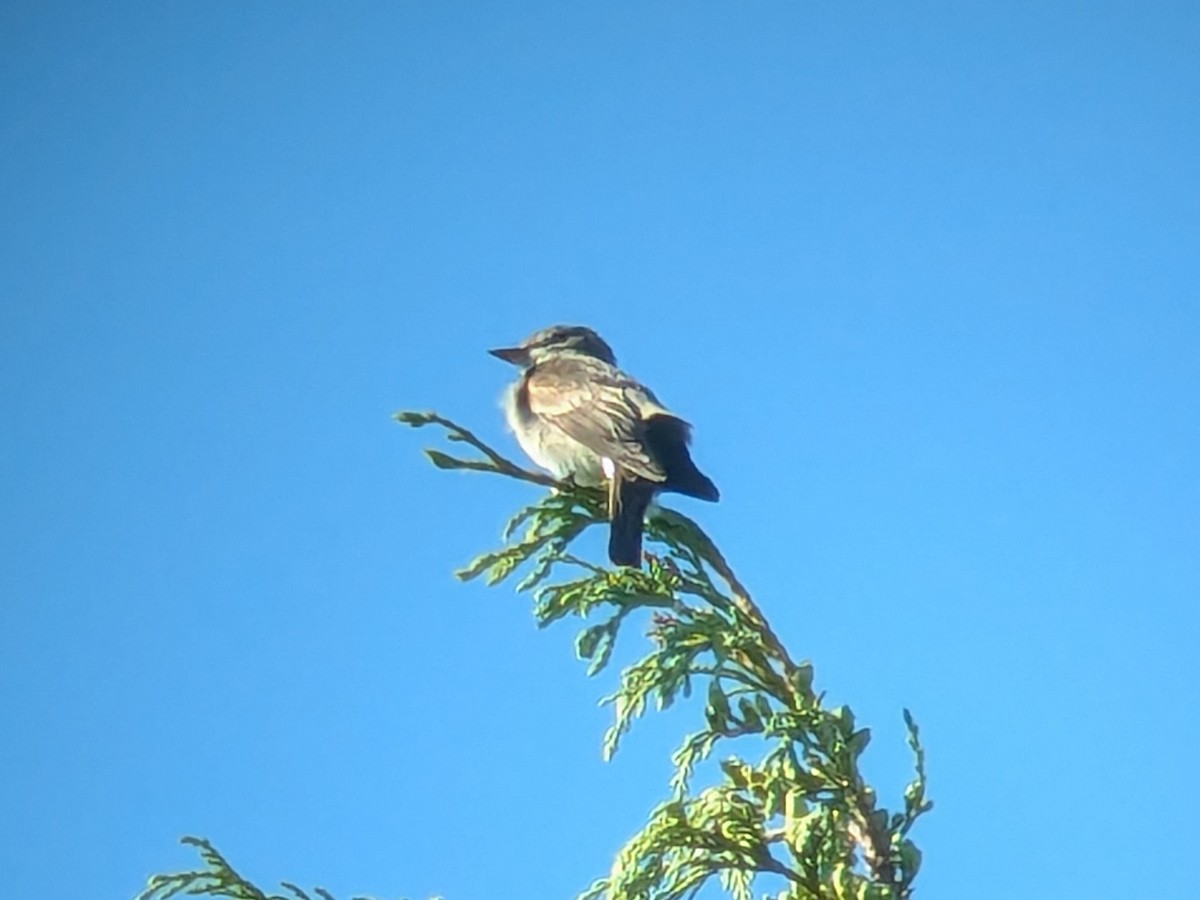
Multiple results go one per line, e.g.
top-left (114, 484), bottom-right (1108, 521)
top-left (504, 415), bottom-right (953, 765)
top-left (490, 324), bottom-right (718, 567)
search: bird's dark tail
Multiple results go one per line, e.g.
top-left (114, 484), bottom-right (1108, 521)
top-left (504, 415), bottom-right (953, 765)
top-left (643, 415), bottom-right (720, 502)
top-left (608, 476), bottom-right (656, 567)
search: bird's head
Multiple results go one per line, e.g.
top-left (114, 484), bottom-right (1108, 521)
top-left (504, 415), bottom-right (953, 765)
top-left (489, 324), bottom-right (617, 367)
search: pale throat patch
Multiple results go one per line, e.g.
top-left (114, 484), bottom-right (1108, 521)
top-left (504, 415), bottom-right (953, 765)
top-left (601, 457), bottom-right (616, 480)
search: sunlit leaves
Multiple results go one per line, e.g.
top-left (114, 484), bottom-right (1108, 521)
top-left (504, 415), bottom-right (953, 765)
top-left (135, 837), bottom-right (389, 900)
top-left (141, 412), bottom-right (934, 900)
top-left (394, 411), bottom-right (933, 900)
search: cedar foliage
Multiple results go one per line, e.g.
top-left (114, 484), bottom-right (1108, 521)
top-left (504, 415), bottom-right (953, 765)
top-left (137, 411), bottom-right (931, 900)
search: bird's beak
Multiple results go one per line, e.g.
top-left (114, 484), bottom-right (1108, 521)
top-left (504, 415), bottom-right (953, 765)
top-left (489, 346), bottom-right (529, 365)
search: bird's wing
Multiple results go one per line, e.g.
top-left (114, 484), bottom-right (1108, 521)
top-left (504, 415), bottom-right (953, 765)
top-left (525, 355), bottom-right (667, 482)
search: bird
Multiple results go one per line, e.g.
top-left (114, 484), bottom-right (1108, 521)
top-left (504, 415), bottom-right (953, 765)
top-left (490, 324), bottom-right (718, 567)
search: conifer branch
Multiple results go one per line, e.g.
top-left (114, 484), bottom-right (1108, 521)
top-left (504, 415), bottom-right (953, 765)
top-left (397, 410), bottom-right (933, 899)
top-left (139, 410), bottom-right (932, 900)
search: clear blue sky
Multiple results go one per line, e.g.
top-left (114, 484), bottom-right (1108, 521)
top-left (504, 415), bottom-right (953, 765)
top-left (2, 3), bottom-right (1197, 898)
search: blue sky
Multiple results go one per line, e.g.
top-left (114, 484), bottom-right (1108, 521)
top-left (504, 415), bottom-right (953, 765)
top-left (1, 2), bottom-right (1197, 898)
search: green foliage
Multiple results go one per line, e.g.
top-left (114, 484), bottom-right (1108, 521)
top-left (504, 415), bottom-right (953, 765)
top-left (137, 410), bottom-right (932, 900)
top-left (395, 411), bottom-right (933, 899)
top-left (135, 836), bottom-right (392, 900)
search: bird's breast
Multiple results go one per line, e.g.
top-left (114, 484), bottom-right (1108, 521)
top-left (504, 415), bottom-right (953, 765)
top-left (503, 377), bottom-right (606, 485)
